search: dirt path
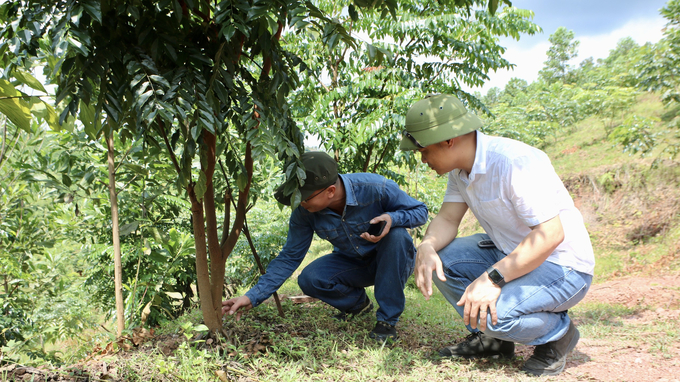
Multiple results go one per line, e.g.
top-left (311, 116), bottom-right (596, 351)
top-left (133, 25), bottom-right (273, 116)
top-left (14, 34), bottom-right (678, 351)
top-left (555, 275), bottom-right (680, 382)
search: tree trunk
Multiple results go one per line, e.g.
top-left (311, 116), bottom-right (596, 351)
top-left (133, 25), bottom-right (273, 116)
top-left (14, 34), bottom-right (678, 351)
top-left (188, 183), bottom-right (222, 331)
top-left (106, 132), bottom-right (125, 337)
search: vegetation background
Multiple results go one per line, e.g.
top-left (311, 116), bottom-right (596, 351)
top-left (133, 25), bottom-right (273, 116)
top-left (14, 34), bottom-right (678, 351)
top-left (1, 0), bottom-right (679, 380)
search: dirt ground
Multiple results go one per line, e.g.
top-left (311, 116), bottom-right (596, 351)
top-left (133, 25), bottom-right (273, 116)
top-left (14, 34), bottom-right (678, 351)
top-left (554, 275), bottom-right (680, 382)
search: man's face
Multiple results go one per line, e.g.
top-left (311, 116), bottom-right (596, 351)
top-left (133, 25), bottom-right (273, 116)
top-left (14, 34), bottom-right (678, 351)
top-left (418, 140), bottom-right (454, 175)
top-left (300, 186), bottom-right (332, 212)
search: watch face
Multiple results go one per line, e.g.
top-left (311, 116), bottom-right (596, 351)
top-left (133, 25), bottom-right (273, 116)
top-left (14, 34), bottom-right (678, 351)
top-left (487, 267), bottom-right (505, 287)
top-left (489, 269), bottom-right (502, 283)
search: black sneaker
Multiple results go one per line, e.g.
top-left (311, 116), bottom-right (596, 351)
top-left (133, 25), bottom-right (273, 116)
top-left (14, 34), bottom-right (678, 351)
top-left (333, 298), bottom-right (373, 321)
top-left (369, 321), bottom-right (398, 342)
top-left (522, 321), bottom-right (580, 376)
top-left (439, 332), bottom-right (515, 359)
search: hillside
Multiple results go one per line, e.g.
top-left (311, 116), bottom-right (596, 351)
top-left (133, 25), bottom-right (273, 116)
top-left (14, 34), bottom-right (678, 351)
top-left (2, 98), bottom-right (680, 382)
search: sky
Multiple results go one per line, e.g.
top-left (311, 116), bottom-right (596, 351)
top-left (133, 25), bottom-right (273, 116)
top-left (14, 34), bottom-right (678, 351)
top-left (468, 0), bottom-right (671, 94)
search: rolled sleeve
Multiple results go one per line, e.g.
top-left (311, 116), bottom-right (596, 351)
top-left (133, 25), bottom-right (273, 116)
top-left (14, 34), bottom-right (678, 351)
top-left (382, 179), bottom-right (428, 228)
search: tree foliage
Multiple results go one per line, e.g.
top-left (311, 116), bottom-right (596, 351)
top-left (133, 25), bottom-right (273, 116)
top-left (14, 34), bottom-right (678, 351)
top-left (285, 1), bottom-right (540, 180)
top-left (538, 26), bottom-right (579, 84)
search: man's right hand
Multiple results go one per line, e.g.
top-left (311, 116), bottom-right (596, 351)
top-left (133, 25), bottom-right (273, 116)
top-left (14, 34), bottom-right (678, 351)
top-left (221, 295), bottom-right (253, 321)
top-left (414, 242), bottom-right (447, 300)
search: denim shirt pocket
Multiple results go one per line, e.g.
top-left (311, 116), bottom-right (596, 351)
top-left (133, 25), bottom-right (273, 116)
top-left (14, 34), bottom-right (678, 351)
top-left (315, 226), bottom-right (340, 242)
top-left (352, 219), bottom-right (372, 235)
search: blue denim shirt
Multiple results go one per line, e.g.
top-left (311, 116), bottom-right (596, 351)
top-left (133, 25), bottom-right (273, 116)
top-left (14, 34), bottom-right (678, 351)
top-left (245, 173), bottom-right (428, 307)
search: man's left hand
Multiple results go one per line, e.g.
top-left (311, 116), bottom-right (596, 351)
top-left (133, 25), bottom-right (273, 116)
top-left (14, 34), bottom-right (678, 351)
top-left (457, 272), bottom-right (501, 332)
top-left (360, 214), bottom-right (392, 242)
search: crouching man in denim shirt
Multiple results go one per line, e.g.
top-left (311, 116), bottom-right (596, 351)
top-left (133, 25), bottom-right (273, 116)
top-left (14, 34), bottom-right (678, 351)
top-left (222, 152), bottom-right (428, 341)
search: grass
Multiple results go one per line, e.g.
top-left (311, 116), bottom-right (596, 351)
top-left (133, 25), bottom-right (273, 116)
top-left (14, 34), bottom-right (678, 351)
top-left (8, 94), bottom-right (680, 381)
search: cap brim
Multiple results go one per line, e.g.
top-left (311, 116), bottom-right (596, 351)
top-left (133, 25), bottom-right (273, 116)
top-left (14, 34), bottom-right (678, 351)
top-left (399, 137), bottom-right (419, 151)
top-left (399, 112), bottom-right (482, 151)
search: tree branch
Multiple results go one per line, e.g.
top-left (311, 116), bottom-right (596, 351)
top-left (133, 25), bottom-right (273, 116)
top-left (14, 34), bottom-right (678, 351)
top-left (156, 117), bottom-right (182, 176)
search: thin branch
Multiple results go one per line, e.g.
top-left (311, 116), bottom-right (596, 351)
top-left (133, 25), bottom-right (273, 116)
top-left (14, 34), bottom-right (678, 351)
top-left (242, 220), bottom-right (285, 318)
top-left (372, 141), bottom-right (391, 173)
top-left (156, 117), bottom-right (182, 176)
top-left (0, 123), bottom-right (21, 173)
top-left (115, 175), bottom-right (139, 196)
top-left (113, 143), bottom-right (138, 174)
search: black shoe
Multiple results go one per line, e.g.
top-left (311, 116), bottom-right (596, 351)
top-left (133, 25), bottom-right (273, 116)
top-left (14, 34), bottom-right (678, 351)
top-left (369, 321), bottom-right (398, 342)
top-left (333, 298), bottom-right (373, 321)
top-left (522, 321), bottom-right (580, 376)
top-left (439, 332), bottom-right (515, 359)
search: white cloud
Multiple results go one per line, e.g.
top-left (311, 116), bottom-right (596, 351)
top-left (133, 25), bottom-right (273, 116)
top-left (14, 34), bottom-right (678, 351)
top-left (578, 16), bottom-right (665, 62)
top-left (466, 15), bottom-right (667, 95)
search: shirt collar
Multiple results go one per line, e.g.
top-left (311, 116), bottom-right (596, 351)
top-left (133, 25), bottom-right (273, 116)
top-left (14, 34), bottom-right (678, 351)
top-left (469, 130), bottom-right (489, 180)
top-left (338, 174), bottom-right (358, 206)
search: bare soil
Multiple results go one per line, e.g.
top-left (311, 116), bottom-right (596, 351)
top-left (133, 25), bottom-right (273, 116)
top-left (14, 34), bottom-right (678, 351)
top-left (540, 275), bottom-right (680, 382)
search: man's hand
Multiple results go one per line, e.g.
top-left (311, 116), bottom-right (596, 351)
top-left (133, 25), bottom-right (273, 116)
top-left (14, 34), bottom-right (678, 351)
top-left (414, 242), bottom-right (446, 300)
top-left (360, 214), bottom-right (392, 243)
top-left (221, 295), bottom-right (253, 321)
top-left (457, 273), bottom-right (501, 332)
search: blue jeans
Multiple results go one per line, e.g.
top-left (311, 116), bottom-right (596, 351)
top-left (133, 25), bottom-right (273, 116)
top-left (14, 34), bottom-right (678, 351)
top-left (433, 233), bottom-right (592, 345)
top-left (297, 227), bottom-right (416, 325)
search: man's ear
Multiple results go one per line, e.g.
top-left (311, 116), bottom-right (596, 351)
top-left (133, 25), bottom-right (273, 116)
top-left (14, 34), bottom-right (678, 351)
top-left (326, 184), bottom-right (336, 198)
top-left (444, 138), bottom-right (456, 148)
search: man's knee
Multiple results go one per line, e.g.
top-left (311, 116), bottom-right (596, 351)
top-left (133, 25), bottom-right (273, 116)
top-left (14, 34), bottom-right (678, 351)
top-left (383, 226), bottom-right (413, 244)
top-left (297, 267), bottom-right (316, 295)
top-left (377, 227), bottom-right (415, 257)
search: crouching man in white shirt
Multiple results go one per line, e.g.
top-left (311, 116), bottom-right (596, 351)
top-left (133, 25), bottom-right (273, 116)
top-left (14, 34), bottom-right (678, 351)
top-left (401, 94), bottom-right (595, 376)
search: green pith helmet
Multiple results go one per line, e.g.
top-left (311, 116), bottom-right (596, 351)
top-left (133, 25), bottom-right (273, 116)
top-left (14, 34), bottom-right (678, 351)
top-left (274, 151), bottom-right (338, 206)
top-left (399, 94), bottom-right (482, 150)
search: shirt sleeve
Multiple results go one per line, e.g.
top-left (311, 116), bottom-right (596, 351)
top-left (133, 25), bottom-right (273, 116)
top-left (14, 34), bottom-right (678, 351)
top-left (443, 170), bottom-right (466, 203)
top-left (381, 179), bottom-right (429, 228)
top-left (244, 208), bottom-right (314, 307)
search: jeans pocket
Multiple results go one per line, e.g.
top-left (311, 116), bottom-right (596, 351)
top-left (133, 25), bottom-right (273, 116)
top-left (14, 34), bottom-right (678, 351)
top-left (554, 270), bottom-right (591, 312)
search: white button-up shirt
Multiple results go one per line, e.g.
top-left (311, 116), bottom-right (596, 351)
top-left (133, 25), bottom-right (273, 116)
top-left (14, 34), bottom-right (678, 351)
top-left (444, 131), bottom-right (595, 275)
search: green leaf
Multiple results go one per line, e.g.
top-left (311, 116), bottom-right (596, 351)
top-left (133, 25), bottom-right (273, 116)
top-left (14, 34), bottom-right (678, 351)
top-left (488, 0), bottom-right (499, 15)
top-left (195, 170), bottom-right (207, 202)
top-left (0, 79), bottom-right (32, 133)
top-left (236, 172), bottom-right (248, 192)
top-left (119, 222), bottom-right (140, 236)
top-left (123, 163), bottom-right (148, 176)
top-left (172, 0), bottom-right (183, 23)
top-left (29, 99), bottom-right (61, 132)
top-left (13, 69), bottom-right (47, 93)
top-left (61, 173), bottom-right (72, 187)
top-left (80, 100), bottom-right (101, 139)
top-left (348, 5), bottom-right (359, 22)
top-left (82, 1), bottom-right (103, 24)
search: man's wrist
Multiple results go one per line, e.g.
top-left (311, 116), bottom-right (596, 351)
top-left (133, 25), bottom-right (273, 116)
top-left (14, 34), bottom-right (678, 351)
top-left (486, 266), bottom-right (506, 288)
top-left (418, 241), bottom-right (435, 251)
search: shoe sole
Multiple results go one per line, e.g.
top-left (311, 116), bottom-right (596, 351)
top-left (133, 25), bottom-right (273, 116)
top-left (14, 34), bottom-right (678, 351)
top-left (523, 327), bottom-right (581, 376)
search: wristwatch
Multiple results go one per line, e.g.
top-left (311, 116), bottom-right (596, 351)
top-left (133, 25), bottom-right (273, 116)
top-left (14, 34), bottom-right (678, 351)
top-left (486, 266), bottom-right (506, 288)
